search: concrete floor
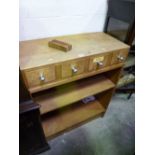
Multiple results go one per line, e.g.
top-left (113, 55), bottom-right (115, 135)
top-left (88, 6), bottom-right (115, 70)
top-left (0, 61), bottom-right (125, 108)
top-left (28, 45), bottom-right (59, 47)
top-left (39, 93), bottom-right (135, 155)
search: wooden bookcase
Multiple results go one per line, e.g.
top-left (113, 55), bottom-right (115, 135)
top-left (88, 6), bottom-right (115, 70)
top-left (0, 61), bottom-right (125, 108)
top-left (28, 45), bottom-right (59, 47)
top-left (20, 32), bottom-right (129, 141)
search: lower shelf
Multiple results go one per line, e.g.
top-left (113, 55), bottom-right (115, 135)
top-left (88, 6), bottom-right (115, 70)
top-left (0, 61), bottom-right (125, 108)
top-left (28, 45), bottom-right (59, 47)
top-left (41, 100), bottom-right (105, 140)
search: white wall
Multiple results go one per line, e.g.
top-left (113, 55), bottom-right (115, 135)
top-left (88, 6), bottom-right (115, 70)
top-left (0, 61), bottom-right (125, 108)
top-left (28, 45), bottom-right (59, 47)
top-left (19, 0), bottom-right (108, 41)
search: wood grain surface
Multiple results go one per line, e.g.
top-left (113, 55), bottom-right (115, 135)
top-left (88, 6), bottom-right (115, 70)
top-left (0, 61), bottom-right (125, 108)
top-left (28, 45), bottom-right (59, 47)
top-left (19, 32), bottom-right (129, 70)
top-left (42, 100), bottom-right (105, 139)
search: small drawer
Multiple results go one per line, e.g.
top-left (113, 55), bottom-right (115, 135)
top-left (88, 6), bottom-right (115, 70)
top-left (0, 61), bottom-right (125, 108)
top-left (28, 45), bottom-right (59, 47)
top-left (25, 65), bottom-right (56, 88)
top-left (61, 59), bottom-right (86, 78)
top-left (89, 53), bottom-right (112, 71)
top-left (111, 50), bottom-right (128, 64)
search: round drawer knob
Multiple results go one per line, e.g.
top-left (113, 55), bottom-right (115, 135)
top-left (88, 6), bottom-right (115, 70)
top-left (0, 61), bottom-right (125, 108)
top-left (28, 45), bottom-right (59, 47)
top-left (40, 73), bottom-right (45, 81)
top-left (71, 66), bottom-right (78, 73)
top-left (96, 61), bottom-right (103, 67)
top-left (117, 55), bottom-right (124, 61)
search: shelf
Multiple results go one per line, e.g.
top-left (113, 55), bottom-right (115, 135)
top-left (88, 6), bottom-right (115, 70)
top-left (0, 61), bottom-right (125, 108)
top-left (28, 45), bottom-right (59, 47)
top-left (42, 100), bottom-right (105, 139)
top-left (33, 75), bottom-right (115, 114)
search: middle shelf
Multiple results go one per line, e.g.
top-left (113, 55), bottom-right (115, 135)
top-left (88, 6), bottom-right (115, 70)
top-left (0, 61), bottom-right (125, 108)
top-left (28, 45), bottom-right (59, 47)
top-left (33, 73), bottom-right (115, 115)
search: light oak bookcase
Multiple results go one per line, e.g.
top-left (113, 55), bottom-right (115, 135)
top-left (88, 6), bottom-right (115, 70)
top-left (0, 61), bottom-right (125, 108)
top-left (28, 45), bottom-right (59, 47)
top-left (20, 32), bottom-right (129, 140)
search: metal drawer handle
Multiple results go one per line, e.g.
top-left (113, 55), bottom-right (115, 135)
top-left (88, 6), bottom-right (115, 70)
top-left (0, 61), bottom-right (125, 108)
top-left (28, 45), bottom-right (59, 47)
top-left (96, 61), bottom-right (103, 67)
top-left (71, 66), bottom-right (78, 73)
top-left (117, 55), bottom-right (125, 61)
top-left (39, 73), bottom-right (45, 81)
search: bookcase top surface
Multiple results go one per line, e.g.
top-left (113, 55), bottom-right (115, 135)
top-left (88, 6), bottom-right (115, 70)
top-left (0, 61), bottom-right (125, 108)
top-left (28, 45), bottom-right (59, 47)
top-left (19, 32), bottom-right (129, 70)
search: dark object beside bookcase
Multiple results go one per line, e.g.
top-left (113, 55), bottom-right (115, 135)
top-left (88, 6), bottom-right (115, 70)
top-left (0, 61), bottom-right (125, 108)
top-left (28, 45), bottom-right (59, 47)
top-left (104, 0), bottom-right (135, 99)
top-left (19, 70), bottom-right (49, 155)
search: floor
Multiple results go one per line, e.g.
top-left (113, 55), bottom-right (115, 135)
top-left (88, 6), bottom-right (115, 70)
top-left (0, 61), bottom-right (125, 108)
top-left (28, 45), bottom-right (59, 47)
top-left (39, 93), bottom-right (135, 155)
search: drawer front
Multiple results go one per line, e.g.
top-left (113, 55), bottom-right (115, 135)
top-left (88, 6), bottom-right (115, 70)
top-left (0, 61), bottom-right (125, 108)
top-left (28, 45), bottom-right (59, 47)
top-left (89, 53), bottom-right (112, 71)
top-left (25, 65), bottom-right (56, 88)
top-left (111, 50), bottom-right (128, 64)
top-left (61, 59), bottom-right (86, 78)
